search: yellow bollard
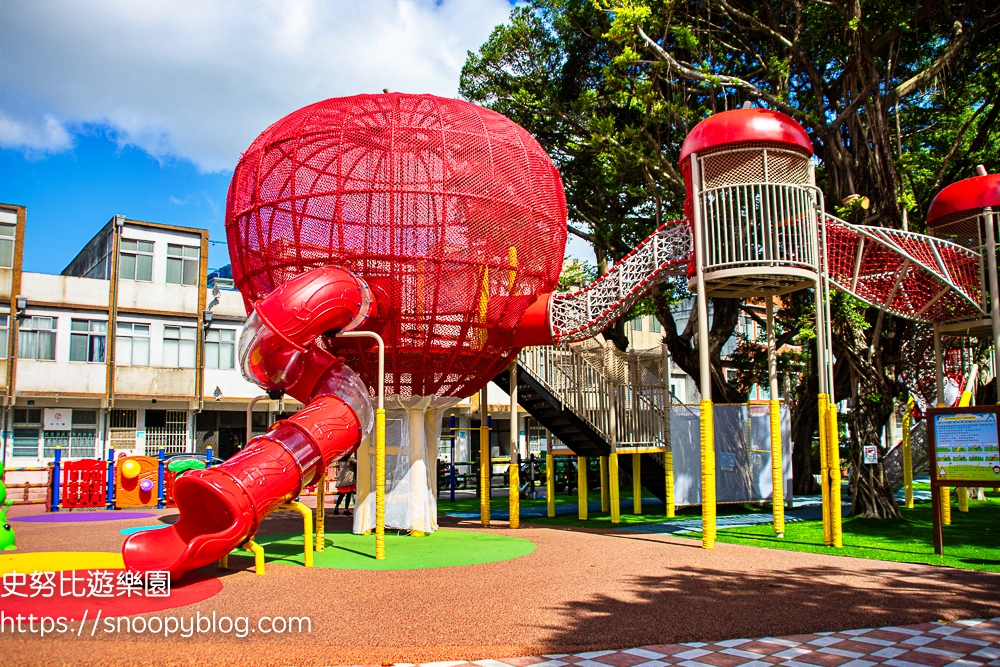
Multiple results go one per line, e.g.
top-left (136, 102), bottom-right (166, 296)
top-left (609, 452), bottom-right (620, 523)
top-left (828, 406), bottom-right (842, 548)
top-left (546, 451), bottom-right (555, 518)
top-left (315, 468), bottom-right (326, 552)
top-left (632, 453), bottom-right (642, 515)
top-left (279, 500), bottom-right (314, 567)
top-left (664, 447), bottom-right (675, 518)
top-left (902, 398), bottom-right (914, 509)
top-left (700, 398), bottom-right (716, 549)
top-left (958, 487), bottom-right (969, 512)
top-left (375, 408), bottom-right (386, 560)
top-left (218, 555), bottom-right (228, 570)
top-left (941, 486), bottom-right (952, 525)
top-left (600, 456), bottom-right (609, 513)
top-left (769, 399), bottom-right (785, 537)
top-left (577, 457), bottom-right (588, 520)
top-left (818, 393), bottom-right (831, 545)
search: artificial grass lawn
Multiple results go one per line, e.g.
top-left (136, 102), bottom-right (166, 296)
top-left (231, 529), bottom-right (536, 570)
top-left (681, 494), bottom-right (1000, 573)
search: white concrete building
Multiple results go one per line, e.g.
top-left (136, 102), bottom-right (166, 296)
top-left (2, 207), bottom-right (295, 467)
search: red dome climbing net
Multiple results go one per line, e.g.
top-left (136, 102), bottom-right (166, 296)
top-left (226, 93), bottom-right (567, 398)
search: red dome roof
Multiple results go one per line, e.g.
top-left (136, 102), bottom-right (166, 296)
top-left (927, 174), bottom-right (1000, 227)
top-left (679, 108), bottom-right (813, 165)
top-left (226, 93), bottom-right (567, 399)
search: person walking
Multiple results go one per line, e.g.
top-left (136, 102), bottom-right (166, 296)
top-left (333, 456), bottom-right (357, 516)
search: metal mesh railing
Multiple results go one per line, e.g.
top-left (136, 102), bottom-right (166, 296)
top-left (550, 221), bottom-right (692, 343)
top-left (700, 144), bottom-right (811, 190)
top-left (699, 181), bottom-right (819, 275)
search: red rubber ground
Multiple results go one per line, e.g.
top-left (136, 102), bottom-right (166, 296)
top-left (5, 509), bottom-right (999, 667)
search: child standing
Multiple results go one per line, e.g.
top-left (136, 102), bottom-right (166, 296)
top-left (333, 456), bottom-right (357, 516)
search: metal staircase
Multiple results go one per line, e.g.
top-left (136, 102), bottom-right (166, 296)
top-left (493, 340), bottom-right (673, 502)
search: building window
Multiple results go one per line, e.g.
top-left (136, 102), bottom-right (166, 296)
top-left (166, 244), bottom-right (200, 285)
top-left (119, 239), bottom-right (153, 281)
top-left (650, 316), bottom-right (661, 333)
top-left (12, 409), bottom-right (42, 458)
top-left (0, 221), bottom-right (15, 268)
top-left (109, 408), bottom-right (138, 453)
top-left (146, 409), bottom-right (188, 455)
top-left (631, 317), bottom-right (643, 332)
top-left (43, 410), bottom-right (99, 459)
top-left (163, 326), bottom-right (197, 368)
top-left (204, 329), bottom-right (235, 370)
top-left (0, 314), bottom-right (8, 359)
top-left (116, 322), bottom-right (150, 366)
top-left (70, 319), bottom-right (107, 362)
top-left (18, 316), bottom-right (56, 360)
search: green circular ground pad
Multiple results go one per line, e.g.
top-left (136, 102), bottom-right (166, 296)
top-left (233, 529), bottom-right (536, 570)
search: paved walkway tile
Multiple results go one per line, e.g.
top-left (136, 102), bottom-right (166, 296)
top-left (396, 619), bottom-right (1000, 667)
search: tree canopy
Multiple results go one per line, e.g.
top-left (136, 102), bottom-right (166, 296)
top-left (461, 0), bottom-right (1000, 510)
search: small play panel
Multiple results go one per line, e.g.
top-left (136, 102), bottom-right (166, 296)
top-left (239, 529), bottom-right (535, 571)
top-left (12, 511), bottom-right (156, 523)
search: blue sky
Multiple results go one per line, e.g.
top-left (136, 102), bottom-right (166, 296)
top-left (2, 130), bottom-right (233, 272)
top-left (0, 0), bottom-right (604, 275)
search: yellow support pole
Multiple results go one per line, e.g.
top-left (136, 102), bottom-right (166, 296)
top-left (769, 399), bottom-right (785, 537)
top-left (546, 432), bottom-right (555, 518)
top-left (958, 487), bottom-right (969, 512)
top-left (600, 456), bottom-right (609, 513)
top-left (577, 456), bottom-right (588, 520)
top-left (218, 555), bottom-right (228, 570)
top-left (632, 453), bottom-right (642, 515)
top-left (315, 468), bottom-right (326, 552)
top-left (828, 405), bottom-right (842, 548)
top-left (508, 364), bottom-right (519, 530)
top-left (902, 398), bottom-right (914, 509)
top-left (279, 500), bottom-right (314, 567)
top-left (479, 388), bottom-right (490, 527)
top-left (246, 539), bottom-right (265, 576)
top-left (700, 399), bottom-right (716, 549)
top-left (375, 407), bottom-right (386, 560)
top-left (941, 486), bottom-right (952, 525)
top-left (664, 447), bottom-right (675, 518)
top-left (765, 295), bottom-right (784, 537)
top-left (609, 452), bottom-right (620, 523)
top-left (818, 393), bottom-right (831, 546)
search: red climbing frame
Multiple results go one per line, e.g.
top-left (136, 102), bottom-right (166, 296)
top-left (225, 93), bottom-right (568, 399)
top-left (61, 459), bottom-right (107, 509)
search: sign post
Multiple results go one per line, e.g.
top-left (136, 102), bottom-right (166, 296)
top-left (926, 405), bottom-right (1000, 554)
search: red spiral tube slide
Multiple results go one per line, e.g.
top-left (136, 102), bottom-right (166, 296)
top-left (122, 267), bottom-right (374, 579)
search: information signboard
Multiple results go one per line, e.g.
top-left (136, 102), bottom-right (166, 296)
top-left (930, 411), bottom-right (1000, 483)
top-left (926, 405), bottom-right (1000, 555)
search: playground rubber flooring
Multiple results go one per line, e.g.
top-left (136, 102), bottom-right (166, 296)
top-left (4, 508), bottom-right (1000, 667)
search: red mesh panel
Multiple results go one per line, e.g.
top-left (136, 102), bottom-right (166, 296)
top-left (226, 94), bottom-right (567, 398)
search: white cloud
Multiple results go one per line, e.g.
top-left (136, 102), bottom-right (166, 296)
top-left (0, 111), bottom-right (73, 153)
top-left (0, 0), bottom-right (512, 171)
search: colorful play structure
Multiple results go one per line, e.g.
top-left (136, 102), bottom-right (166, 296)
top-left (6, 93), bottom-right (995, 574)
top-left (115, 93), bottom-right (999, 573)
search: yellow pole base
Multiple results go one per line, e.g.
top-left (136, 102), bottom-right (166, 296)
top-left (609, 452), bottom-right (620, 523)
top-left (699, 399), bottom-right (716, 549)
top-left (600, 456), bottom-right (609, 513)
top-left (509, 463), bottom-right (520, 530)
top-left (546, 452), bottom-right (556, 518)
top-left (941, 486), bottom-right (952, 525)
top-left (665, 449), bottom-right (675, 519)
top-left (632, 453), bottom-right (642, 515)
top-left (577, 456), bottom-right (588, 520)
top-left (376, 408), bottom-right (387, 560)
top-left (768, 399), bottom-right (785, 537)
top-left (218, 555), bottom-right (228, 570)
top-left (246, 540), bottom-right (265, 576)
top-left (279, 501), bottom-right (314, 568)
top-left (958, 487), bottom-right (969, 513)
